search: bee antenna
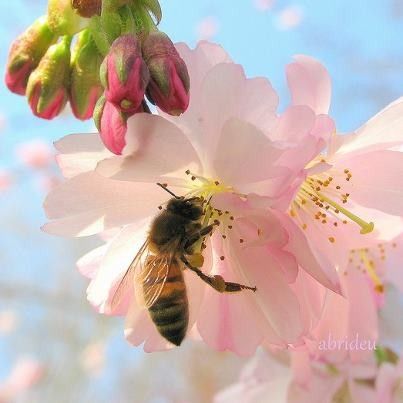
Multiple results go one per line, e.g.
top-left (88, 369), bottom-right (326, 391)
top-left (157, 183), bottom-right (180, 199)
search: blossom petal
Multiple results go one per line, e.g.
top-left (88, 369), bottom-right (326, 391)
top-left (270, 105), bottom-right (315, 143)
top-left (43, 172), bottom-right (163, 236)
top-left (286, 55), bottom-right (331, 114)
top-left (197, 238), bottom-right (263, 356)
top-left (124, 299), bottom-right (171, 352)
top-left (175, 41), bottom-right (232, 98)
top-left (272, 210), bottom-right (341, 293)
top-left (77, 244), bottom-right (108, 279)
top-left (86, 222), bottom-right (149, 315)
top-left (231, 240), bottom-right (305, 343)
top-left (213, 118), bottom-right (289, 193)
top-left (198, 64), bottom-right (278, 155)
top-left (96, 113), bottom-right (201, 182)
top-left (331, 97), bottom-right (403, 157)
top-left (337, 150), bottom-right (403, 216)
top-left (55, 133), bottom-right (112, 178)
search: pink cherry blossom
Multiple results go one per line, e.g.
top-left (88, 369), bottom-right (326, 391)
top-left (196, 16), bottom-right (219, 40)
top-left (0, 358), bottom-right (45, 402)
top-left (0, 310), bottom-right (18, 334)
top-left (376, 358), bottom-right (403, 403)
top-left (0, 169), bottom-right (12, 192)
top-left (80, 341), bottom-right (106, 377)
top-left (44, 42), bottom-right (340, 354)
top-left (253, 0), bottom-right (275, 12)
top-left (275, 56), bottom-right (403, 275)
top-left (216, 349), bottom-right (378, 403)
top-left (277, 6), bottom-right (304, 30)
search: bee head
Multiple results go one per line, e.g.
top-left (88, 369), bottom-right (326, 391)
top-left (167, 197), bottom-right (204, 221)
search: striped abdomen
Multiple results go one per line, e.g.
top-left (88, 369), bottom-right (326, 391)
top-left (146, 258), bottom-right (189, 346)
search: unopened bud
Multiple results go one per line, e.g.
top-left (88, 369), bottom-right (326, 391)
top-left (94, 94), bottom-right (149, 154)
top-left (70, 30), bottom-right (103, 120)
top-left (100, 34), bottom-right (150, 113)
top-left (26, 37), bottom-right (71, 120)
top-left (5, 16), bottom-right (56, 95)
top-left (48, 0), bottom-right (88, 35)
top-left (71, 0), bottom-right (102, 18)
top-left (142, 31), bottom-right (189, 116)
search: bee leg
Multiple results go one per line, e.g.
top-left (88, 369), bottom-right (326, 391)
top-left (181, 257), bottom-right (257, 293)
top-left (184, 224), bottom-right (216, 251)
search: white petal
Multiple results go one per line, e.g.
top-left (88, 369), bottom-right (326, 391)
top-left (332, 97), bottom-right (403, 158)
top-left (43, 172), bottom-right (164, 237)
top-left (55, 133), bottom-right (112, 178)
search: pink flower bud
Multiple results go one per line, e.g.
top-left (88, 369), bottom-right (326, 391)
top-left (142, 31), bottom-right (190, 116)
top-left (100, 34), bottom-right (150, 114)
top-left (5, 16), bottom-right (56, 95)
top-left (26, 37), bottom-right (71, 120)
top-left (70, 30), bottom-right (103, 120)
top-left (93, 95), bottom-right (150, 155)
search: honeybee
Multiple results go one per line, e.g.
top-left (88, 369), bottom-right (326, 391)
top-left (112, 184), bottom-right (256, 346)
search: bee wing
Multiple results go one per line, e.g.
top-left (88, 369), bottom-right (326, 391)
top-left (110, 240), bottom-right (149, 311)
top-left (134, 239), bottom-right (181, 309)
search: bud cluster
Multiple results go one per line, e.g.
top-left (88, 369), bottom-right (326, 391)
top-left (5, 0), bottom-right (190, 154)
top-left (97, 32), bottom-right (189, 154)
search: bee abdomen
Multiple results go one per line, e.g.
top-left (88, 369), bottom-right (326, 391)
top-left (147, 269), bottom-right (189, 346)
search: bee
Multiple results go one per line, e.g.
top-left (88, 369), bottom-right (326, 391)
top-left (71, 0), bottom-right (102, 18)
top-left (111, 184), bottom-right (256, 346)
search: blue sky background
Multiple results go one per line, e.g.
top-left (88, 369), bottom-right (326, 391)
top-left (1, 0), bottom-right (403, 401)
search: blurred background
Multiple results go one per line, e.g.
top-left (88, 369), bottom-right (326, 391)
top-left (1, 0), bottom-right (403, 401)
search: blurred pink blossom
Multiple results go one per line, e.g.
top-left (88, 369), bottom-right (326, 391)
top-left (196, 16), bottom-right (219, 40)
top-left (253, 0), bottom-right (275, 12)
top-left (277, 6), bottom-right (303, 30)
top-left (0, 170), bottom-right (12, 192)
top-left (80, 341), bottom-right (106, 377)
top-left (0, 358), bottom-right (45, 402)
top-left (15, 139), bottom-right (54, 169)
top-left (0, 311), bottom-right (18, 334)
top-left (376, 358), bottom-right (403, 403)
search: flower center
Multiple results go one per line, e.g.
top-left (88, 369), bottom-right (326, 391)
top-left (343, 242), bottom-right (398, 294)
top-left (182, 169), bottom-right (233, 200)
top-left (290, 160), bottom-right (374, 242)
